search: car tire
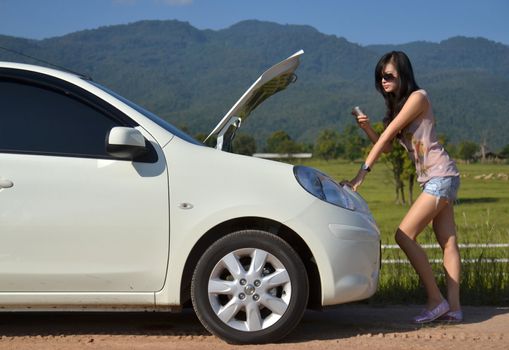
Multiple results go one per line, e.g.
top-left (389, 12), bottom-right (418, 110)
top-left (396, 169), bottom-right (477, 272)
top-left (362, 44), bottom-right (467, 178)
top-left (191, 229), bottom-right (309, 344)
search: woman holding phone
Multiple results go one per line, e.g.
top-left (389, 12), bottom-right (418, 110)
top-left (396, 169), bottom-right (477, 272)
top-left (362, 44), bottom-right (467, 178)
top-left (348, 51), bottom-right (462, 324)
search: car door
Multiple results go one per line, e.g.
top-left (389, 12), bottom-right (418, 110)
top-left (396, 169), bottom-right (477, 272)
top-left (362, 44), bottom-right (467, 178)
top-left (0, 74), bottom-right (169, 292)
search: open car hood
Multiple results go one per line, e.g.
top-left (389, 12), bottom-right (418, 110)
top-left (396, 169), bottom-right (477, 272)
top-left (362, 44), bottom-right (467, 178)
top-left (205, 50), bottom-right (303, 151)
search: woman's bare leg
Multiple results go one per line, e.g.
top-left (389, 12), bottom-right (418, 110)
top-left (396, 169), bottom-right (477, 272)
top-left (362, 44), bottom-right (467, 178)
top-left (395, 192), bottom-right (450, 308)
top-left (432, 202), bottom-right (461, 311)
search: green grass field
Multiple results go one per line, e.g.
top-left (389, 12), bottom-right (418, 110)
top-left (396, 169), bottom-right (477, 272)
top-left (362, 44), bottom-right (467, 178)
top-left (297, 159), bottom-right (509, 305)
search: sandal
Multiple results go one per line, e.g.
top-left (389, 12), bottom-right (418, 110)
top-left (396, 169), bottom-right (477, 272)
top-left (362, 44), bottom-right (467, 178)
top-left (438, 310), bottom-right (463, 323)
top-left (413, 299), bottom-right (450, 324)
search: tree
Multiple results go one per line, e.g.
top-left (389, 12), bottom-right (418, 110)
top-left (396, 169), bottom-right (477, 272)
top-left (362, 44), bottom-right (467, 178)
top-left (194, 132), bottom-right (216, 147)
top-left (445, 143), bottom-right (459, 159)
top-left (457, 141), bottom-right (479, 162)
top-left (233, 133), bottom-right (257, 155)
top-left (499, 144), bottom-right (509, 159)
top-left (341, 124), bottom-right (367, 161)
top-left (265, 130), bottom-right (303, 154)
top-left (368, 122), bottom-right (416, 205)
top-left (401, 152), bottom-right (417, 204)
top-left (387, 142), bottom-right (407, 205)
top-left (314, 129), bottom-right (343, 160)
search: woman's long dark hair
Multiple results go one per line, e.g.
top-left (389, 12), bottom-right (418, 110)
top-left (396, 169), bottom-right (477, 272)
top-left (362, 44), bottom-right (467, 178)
top-left (375, 51), bottom-right (420, 126)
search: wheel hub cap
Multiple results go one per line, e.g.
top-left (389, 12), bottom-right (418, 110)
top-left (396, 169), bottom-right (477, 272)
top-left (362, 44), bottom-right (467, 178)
top-left (244, 284), bottom-right (255, 295)
top-left (207, 248), bottom-right (292, 332)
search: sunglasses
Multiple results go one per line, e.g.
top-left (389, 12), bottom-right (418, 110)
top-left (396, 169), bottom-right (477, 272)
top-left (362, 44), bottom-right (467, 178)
top-left (381, 73), bottom-right (397, 82)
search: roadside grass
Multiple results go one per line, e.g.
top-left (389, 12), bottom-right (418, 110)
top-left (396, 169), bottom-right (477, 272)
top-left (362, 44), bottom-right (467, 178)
top-left (296, 159), bottom-right (509, 305)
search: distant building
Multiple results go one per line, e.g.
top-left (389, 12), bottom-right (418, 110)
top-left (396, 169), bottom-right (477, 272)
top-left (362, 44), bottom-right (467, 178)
top-left (473, 151), bottom-right (504, 162)
top-left (253, 153), bottom-right (313, 159)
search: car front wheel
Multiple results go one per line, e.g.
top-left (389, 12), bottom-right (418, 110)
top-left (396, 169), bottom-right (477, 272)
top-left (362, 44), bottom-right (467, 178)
top-left (191, 230), bottom-right (309, 344)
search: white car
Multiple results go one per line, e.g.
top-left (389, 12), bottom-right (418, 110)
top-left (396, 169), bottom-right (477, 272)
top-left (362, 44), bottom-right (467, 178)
top-left (0, 51), bottom-right (380, 344)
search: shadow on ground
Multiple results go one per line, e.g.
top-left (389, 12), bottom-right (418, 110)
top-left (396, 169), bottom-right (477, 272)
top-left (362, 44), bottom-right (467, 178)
top-left (0, 305), bottom-right (507, 342)
top-left (286, 305), bottom-right (509, 342)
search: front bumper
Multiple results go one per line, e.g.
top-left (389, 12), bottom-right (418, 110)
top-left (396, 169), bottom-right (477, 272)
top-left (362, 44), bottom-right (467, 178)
top-left (284, 199), bottom-right (380, 306)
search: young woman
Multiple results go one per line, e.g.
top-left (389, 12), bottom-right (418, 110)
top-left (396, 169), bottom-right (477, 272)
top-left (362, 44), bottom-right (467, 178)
top-left (348, 51), bottom-right (462, 323)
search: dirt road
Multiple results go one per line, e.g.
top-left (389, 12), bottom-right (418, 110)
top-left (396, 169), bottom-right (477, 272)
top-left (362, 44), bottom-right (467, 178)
top-left (0, 305), bottom-right (507, 350)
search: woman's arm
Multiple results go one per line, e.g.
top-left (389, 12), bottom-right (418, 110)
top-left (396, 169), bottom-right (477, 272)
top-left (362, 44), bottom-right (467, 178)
top-left (348, 91), bottom-right (428, 190)
top-left (355, 113), bottom-right (393, 153)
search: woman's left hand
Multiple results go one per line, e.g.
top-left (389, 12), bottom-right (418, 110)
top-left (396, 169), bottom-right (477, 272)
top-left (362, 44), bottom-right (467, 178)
top-left (345, 170), bottom-right (368, 191)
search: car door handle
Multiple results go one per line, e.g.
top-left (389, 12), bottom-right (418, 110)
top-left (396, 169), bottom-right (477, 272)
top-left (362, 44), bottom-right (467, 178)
top-left (0, 179), bottom-right (14, 188)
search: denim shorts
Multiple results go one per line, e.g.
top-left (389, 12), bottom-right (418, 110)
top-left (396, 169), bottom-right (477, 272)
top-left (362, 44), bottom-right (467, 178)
top-left (421, 176), bottom-right (460, 202)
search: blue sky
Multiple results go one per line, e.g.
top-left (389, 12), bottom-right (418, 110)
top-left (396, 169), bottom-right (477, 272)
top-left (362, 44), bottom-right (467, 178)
top-left (0, 0), bottom-right (508, 46)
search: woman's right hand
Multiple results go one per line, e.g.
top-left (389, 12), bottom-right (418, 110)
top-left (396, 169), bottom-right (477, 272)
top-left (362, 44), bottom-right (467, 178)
top-left (352, 111), bottom-right (371, 130)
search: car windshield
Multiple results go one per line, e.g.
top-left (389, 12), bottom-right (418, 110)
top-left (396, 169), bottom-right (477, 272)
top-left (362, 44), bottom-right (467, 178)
top-left (88, 80), bottom-right (202, 146)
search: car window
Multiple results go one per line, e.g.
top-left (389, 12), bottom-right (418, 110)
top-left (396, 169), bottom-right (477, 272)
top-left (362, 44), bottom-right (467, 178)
top-left (0, 80), bottom-right (121, 158)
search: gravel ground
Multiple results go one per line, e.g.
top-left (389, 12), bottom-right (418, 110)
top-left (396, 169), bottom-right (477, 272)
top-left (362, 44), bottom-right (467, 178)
top-left (0, 305), bottom-right (507, 350)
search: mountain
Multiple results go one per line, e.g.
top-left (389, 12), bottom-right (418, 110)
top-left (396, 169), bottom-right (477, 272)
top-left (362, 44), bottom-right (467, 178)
top-left (1, 20), bottom-right (508, 150)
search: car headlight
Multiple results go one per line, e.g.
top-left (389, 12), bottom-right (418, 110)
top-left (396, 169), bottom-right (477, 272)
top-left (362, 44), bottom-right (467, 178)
top-left (293, 165), bottom-right (356, 210)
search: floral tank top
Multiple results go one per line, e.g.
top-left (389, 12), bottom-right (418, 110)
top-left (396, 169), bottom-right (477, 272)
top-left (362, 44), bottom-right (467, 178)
top-left (398, 90), bottom-right (459, 184)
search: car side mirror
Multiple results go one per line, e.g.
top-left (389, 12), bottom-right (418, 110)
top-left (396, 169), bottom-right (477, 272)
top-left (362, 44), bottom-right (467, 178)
top-left (106, 127), bottom-right (148, 160)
